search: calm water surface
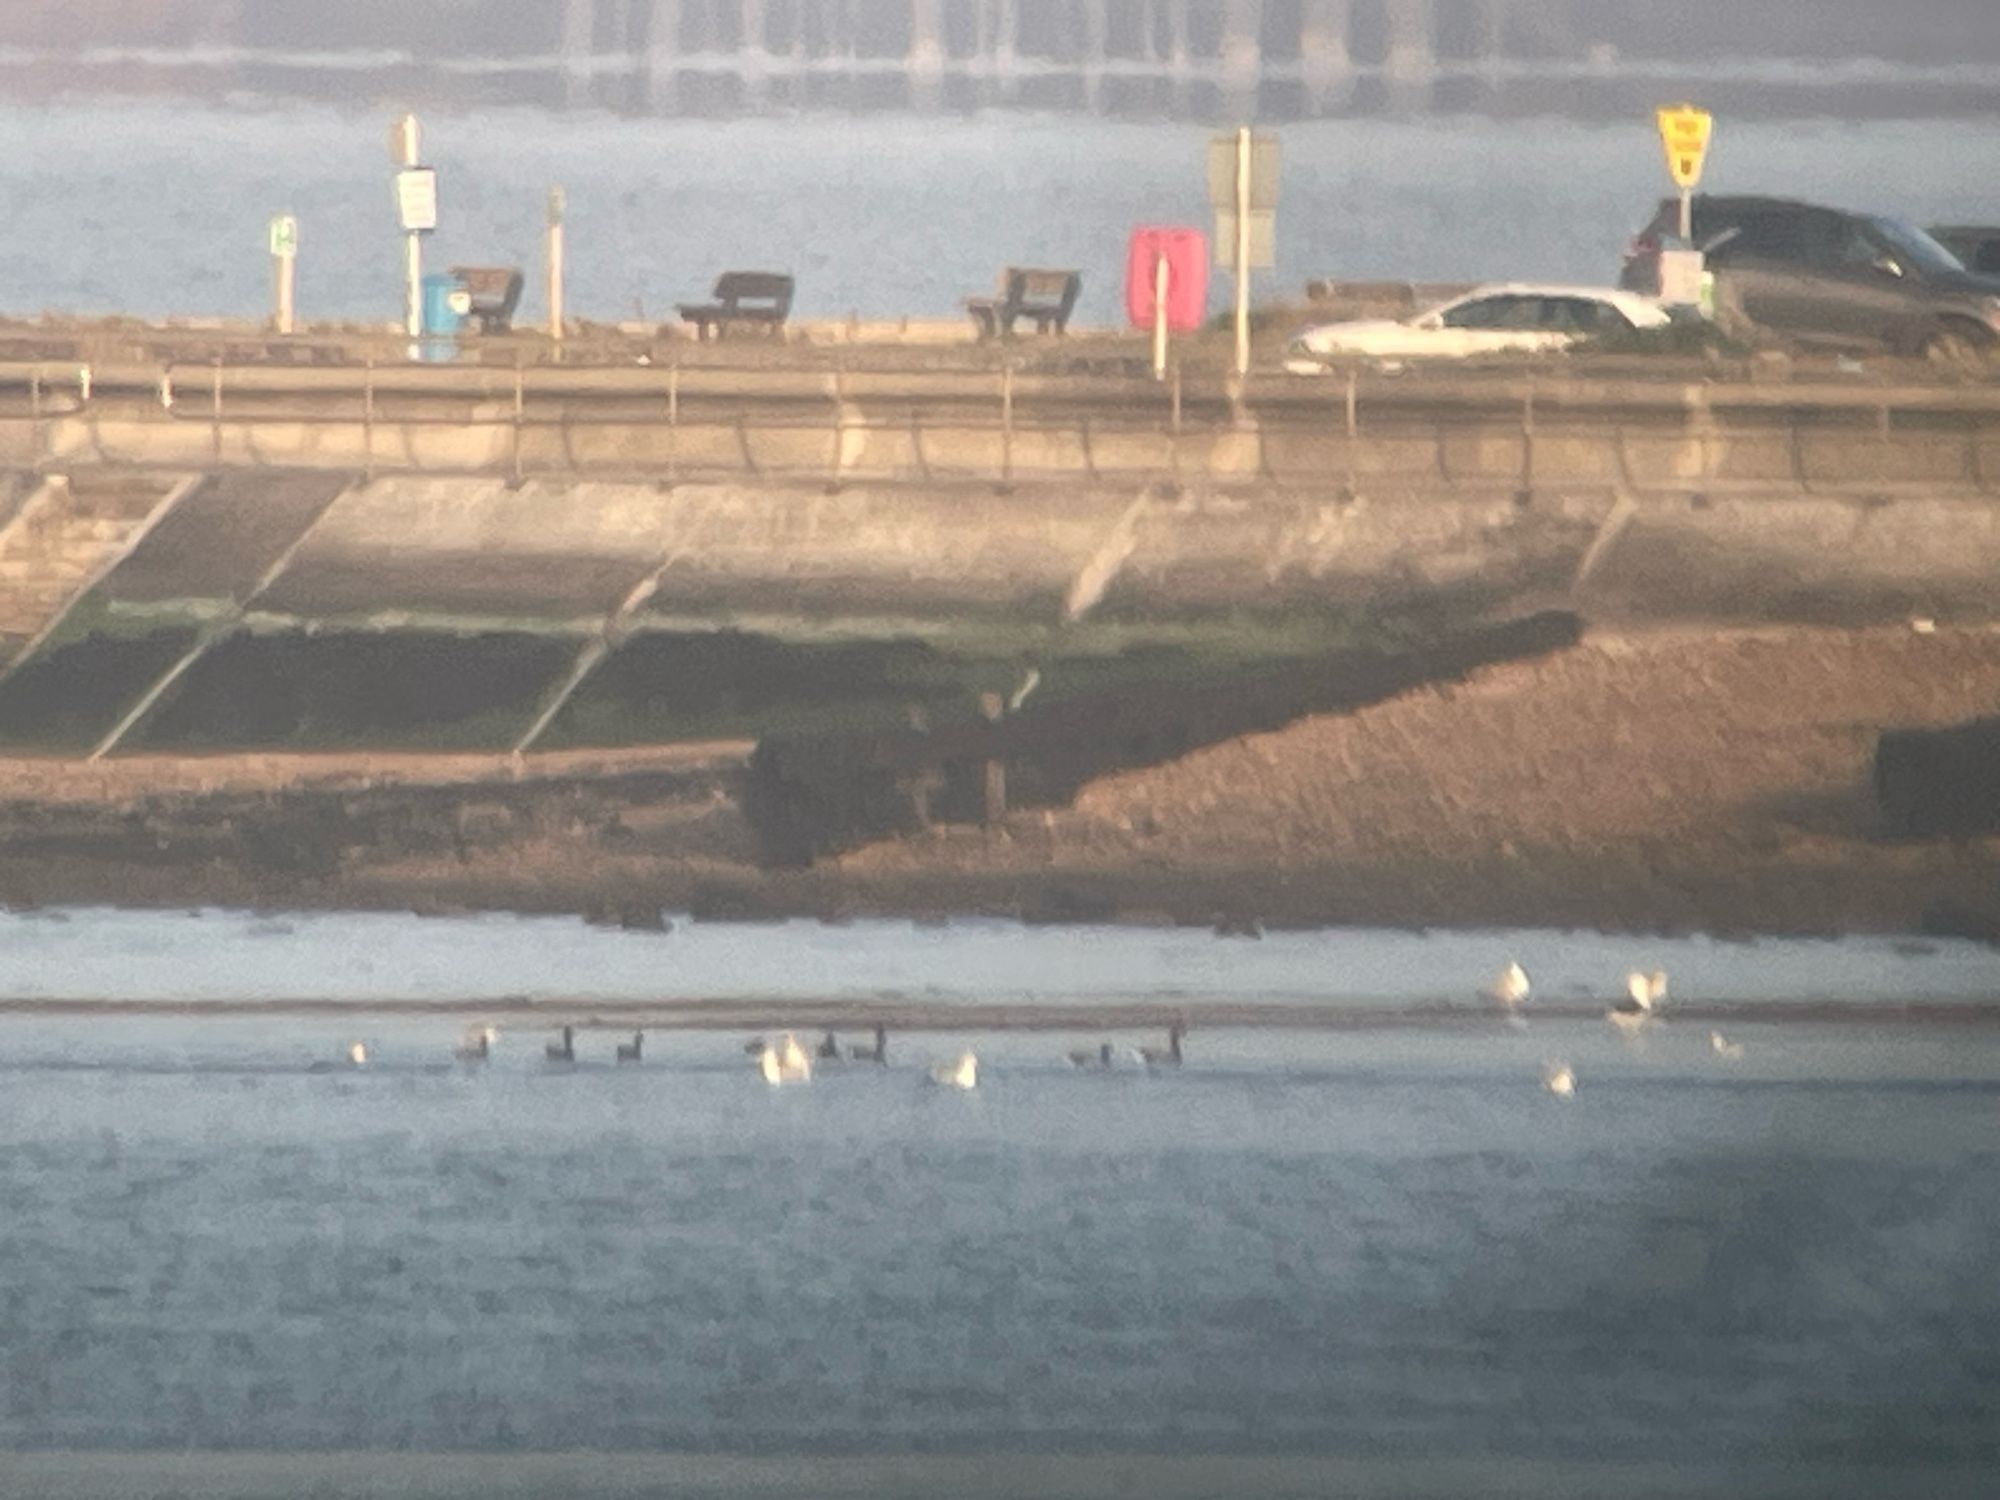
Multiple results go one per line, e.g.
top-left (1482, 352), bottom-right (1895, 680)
top-left (3, 102), bottom-right (1999, 326)
top-left (2, 908), bottom-right (1998, 1475)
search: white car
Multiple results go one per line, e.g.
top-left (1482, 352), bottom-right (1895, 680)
top-left (1283, 283), bottom-right (1672, 370)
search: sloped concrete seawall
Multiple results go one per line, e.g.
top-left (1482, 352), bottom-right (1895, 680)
top-left (3, 361), bottom-right (2000, 636)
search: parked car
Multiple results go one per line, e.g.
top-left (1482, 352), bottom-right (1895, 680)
top-left (1620, 195), bottom-right (2000, 359)
top-left (1282, 284), bottom-right (1669, 370)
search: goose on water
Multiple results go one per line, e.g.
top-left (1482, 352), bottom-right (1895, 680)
top-left (615, 1031), bottom-right (644, 1064)
top-left (848, 1026), bottom-right (889, 1065)
top-left (1067, 1042), bottom-right (1115, 1069)
top-left (1542, 1060), bottom-right (1576, 1097)
top-left (454, 1026), bottom-right (497, 1062)
top-left (931, 1050), bottom-right (978, 1089)
top-left (816, 1031), bottom-right (843, 1061)
top-left (546, 1026), bottom-right (576, 1064)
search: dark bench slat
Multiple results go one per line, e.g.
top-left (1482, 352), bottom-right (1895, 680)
top-left (964, 267), bottom-right (1082, 340)
top-left (678, 271), bottom-right (795, 341)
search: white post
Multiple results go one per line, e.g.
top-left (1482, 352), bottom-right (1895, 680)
top-left (394, 114), bottom-right (422, 343)
top-left (275, 251), bottom-right (295, 335)
top-left (548, 186), bottom-right (567, 342)
top-left (1680, 186), bottom-right (1693, 245)
top-left (1234, 124), bottom-right (1252, 380)
top-left (1152, 251), bottom-right (1170, 382)
top-left (270, 215), bottom-right (298, 336)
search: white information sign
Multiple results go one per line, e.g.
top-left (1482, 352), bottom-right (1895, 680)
top-left (395, 168), bottom-right (439, 233)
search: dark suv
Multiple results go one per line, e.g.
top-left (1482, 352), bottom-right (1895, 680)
top-left (1620, 195), bottom-right (2000, 358)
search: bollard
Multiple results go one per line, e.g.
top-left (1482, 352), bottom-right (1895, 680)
top-left (1518, 379), bottom-right (1535, 507)
top-left (978, 691), bottom-right (1007, 825)
top-left (512, 355), bottom-right (526, 484)
top-left (1000, 363), bottom-right (1015, 487)
top-left (1344, 368), bottom-right (1359, 502)
top-left (666, 363), bottom-right (679, 483)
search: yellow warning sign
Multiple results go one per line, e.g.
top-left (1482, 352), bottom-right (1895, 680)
top-left (1656, 104), bottom-right (1713, 190)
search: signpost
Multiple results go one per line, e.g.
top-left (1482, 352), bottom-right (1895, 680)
top-left (390, 114), bottom-right (437, 346)
top-left (547, 186), bottom-right (566, 344)
top-left (268, 214), bottom-right (298, 335)
top-left (1656, 103), bottom-right (1713, 242)
top-left (1655, 104), bottom-right (1714, 312)
top-left (1208, 128), bottom-right (1279, 378)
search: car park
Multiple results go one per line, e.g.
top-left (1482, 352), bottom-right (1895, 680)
top-left (1620, 195), bottom-right (2000, 359)
top-left (1281, 283), bottom-right (1670, 370)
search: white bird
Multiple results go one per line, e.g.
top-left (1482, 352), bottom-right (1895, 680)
top-left (1710, 1030), bottom-right (1745, 1061)
top-left (759, 1032), bottom-right (813, 1085)
top-left (931, 1050), bottom-right (978, 1089)
top-left (347, 1042), bottom-right (367, 1067)
top-left (454, 1025), bottom-right (497, 1062)
top-left (1542, 1060), bottom-right (1576, 1097)
top-left (1608, 969), bottom-right (1666, 1034)
top-left (1490, 962), bottom-right (1532, 1009)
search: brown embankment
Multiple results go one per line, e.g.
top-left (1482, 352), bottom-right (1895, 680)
top-left (4, 625), bottom-right (2000, 937)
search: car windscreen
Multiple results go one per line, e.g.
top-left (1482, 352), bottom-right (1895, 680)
top-left (1867, 217), bottom-right (1967, 277)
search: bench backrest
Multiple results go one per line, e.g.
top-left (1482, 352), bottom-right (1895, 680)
top-left (713, 271), bottom-right (795, 315)
top-left (1002, 268), bottom-right (1081, 319)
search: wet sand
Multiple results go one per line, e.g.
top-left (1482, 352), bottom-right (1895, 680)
top-left (4, 626), bottom-right (1999, 938)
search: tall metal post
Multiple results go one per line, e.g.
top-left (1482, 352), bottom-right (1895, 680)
top-left (393, 115), bottom-right (423, 342)
top-left (1152, 251), bottom-right (1170, 381)
top-left (1234, 124), bottom-right (1252, 379)
top-left (269, 214), bottom-right (298, 335)
top-left (547, 186), bottom-right (567, 343)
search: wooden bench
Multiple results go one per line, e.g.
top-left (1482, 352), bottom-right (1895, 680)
top-left (449, 266), bottom-right (525, 334)
top-left (964, 268), bottom-right (1082, 340)
top-left (677, 271), bottom-right (795, 341)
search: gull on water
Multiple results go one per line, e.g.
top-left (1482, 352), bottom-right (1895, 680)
top-left (1608, 969), bottom-right (1666, 1034)
top-left (756, 1033), bottom-right (813, 1085)
top-left (1710, 1030), bottom-right (1746, 1061)
top-left (930, 1051), bottom-right (979, 1090)
top-left (1490, 962), bottom-right (1532, 1009)
top-left (347, 1042), bottom-right (367, 1067)
top-left (1542, 1060), bottom-right (1576, 1098)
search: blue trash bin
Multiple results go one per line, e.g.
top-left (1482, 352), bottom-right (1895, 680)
top-left (419, 272), bottom-right (468, 362)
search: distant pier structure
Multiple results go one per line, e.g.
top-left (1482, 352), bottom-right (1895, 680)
top-left (554, 0), bottom-right (1583, 116)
